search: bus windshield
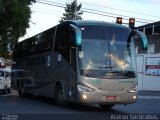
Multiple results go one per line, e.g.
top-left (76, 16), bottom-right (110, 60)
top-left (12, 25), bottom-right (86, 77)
top-left (79, 25), bottom-right (136, 79)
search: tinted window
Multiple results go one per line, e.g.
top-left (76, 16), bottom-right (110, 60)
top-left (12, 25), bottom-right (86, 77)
top-left (55, 25), bottom-right (70, 61)
top-left (0, 70), bottom-right (4, 77)
top-left (80, 25), bottom-right (105, 40)
top-left (13, 27), bottom-right (55, 58)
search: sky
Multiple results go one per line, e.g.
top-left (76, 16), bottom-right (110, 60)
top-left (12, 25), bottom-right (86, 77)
top-left (19, 0), bottom-right (160, 41)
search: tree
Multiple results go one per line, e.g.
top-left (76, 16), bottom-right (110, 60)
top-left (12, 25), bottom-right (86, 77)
top-left (59, 0), bottom-right (83, 23)
top-left (0, 0), bottom-right (36, 58)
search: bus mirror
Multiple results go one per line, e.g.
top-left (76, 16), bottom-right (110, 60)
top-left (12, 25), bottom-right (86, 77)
top-left (75, 28), bottom-right (82, 46)
top-left (135, 31), bottom-right (148, 50)
top-left (70, 24), bottom-right (82, 46)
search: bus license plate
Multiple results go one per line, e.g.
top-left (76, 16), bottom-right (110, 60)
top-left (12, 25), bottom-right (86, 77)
top-left (106, 96), bottom-right (116, 100)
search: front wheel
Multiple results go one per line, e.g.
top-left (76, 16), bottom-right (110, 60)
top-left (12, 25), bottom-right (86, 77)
top-left (2, 89), bottom-right (6, 94)
top-left (55, 85), bottom-right (66, 106)
top-left (7, 88), bottom-right (11, 94)
top-left (18, 81), bottom-right (26, 97)
top-left (2, 86), bottom-right (7, 94)
top-left (99, 104), bottom-right (115, 109)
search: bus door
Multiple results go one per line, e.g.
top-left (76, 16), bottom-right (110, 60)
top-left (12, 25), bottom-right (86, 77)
top-left (56, 24), bottom-right (76, 102)
top-left (67, 27), bottom-right (77, 102)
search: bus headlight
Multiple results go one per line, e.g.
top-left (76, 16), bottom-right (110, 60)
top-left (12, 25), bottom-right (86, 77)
top-left (82, 94), bottom-right (87, 100)
top-left (133, 95), bottom-right (137, 100)
top-left (77, 84), bottom-right (95, 92)
top-left (128, 85), bottom-right (138, 93)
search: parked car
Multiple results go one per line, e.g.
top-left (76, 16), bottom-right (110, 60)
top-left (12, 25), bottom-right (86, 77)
top-left (0, 68), bottom-right (11, 94)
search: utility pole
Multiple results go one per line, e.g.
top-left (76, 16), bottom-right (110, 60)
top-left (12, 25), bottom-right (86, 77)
top-left (74, 0), bottom-right (77, 20)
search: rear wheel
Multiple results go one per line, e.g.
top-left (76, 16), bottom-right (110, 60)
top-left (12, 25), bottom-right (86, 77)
top-left (2, 86), bottom-right (7, 94)
top-left (55, 85), bottom-right (66, 106)
top-left (2, 89), bottom-right (6, 94)
top-left (18, 81), bottom-right (26, 97)
top-left (7, 88), bottom-right (11, 94)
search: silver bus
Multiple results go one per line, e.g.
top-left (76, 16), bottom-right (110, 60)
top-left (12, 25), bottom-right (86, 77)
top-left (12, 20), bottom-right (148, 108)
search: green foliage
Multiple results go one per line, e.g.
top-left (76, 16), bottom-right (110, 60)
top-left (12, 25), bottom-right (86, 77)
top-left (0, 0), bottom-right (36, 58)
top-left (59, 0), bottom-right (83, 23)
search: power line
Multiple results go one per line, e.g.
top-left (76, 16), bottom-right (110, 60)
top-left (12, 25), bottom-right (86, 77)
top-left (33, 9), bottom-right (60, 16)
top-left (79, 1), bottom-right (160, 19)
top-left (34, 6), bottom-right (150, 24)
top-left (32, 6), bottom-right (63, 14)
top-left (38, 0), bottom-right (65, 5)
top-left (82, 10), bottom-right (149, 24)
top-left (41, 0), bottom-right (160, 19)
top-left (82, 8), bottom-right (155, 23)
top-left (37, 1), bottom-right (65, 9)
top-left (37, 0), bottom-right (154, 24)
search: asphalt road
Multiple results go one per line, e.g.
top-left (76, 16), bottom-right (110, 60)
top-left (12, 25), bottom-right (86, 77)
top-left (0, 90), bottom-right (160, 120)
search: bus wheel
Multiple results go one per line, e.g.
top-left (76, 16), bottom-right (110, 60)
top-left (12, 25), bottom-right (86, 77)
top-left (55, 85), bottom-right (65, 105)
top-left (7, 88), bottom-right (11, 94)
top-left (2, 88), bottom-right (6, 94)
top-left (18, 81), bottom-right (26, 97)
top-left (2, 86), bottom-right (7, 94)
top-left (99, 104), bottom-right (114, 109)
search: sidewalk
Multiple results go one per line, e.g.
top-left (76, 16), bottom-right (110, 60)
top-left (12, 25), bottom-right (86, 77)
top-left (138, 90), bottom-right (160, 99)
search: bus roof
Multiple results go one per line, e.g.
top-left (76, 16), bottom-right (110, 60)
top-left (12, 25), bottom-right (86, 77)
top-left (18, 20), bottom-right (131, 44)
top-left (59, 20), bottom-right (130, 30)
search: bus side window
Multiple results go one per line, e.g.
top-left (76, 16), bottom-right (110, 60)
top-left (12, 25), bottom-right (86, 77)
top-left (55, 25), bottom-right (70, 61)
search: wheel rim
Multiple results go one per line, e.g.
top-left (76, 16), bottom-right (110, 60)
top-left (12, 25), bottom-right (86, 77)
top-left (21, 85), bottom-right (24, 94)
top-left (57, 89), bottom-right (64, 103)
top-left (18, 82), bottom-right (24, 96)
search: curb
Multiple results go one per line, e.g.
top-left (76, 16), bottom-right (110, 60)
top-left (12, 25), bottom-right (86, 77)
top-left (138, 96), bottom-right (160, 100)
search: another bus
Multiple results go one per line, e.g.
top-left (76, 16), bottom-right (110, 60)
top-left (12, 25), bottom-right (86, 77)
top-left (12, 20), bottom-right (148, 108)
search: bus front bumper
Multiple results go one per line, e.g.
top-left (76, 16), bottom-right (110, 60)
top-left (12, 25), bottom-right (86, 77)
top-left (77, 90), bottom-right (137, 105)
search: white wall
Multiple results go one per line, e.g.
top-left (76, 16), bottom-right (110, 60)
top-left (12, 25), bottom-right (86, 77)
top-left (136, 54), bottom-right (160, 91)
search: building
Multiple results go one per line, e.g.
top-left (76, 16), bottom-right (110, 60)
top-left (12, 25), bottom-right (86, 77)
top-left (136, 21), bottom-right (160, 54)
top-left (135, 21), bottom-right (160, 91)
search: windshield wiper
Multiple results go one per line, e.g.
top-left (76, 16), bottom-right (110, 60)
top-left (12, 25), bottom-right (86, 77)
top-left (82, 69), bottom-right (94, 77)
top-left (103, 70), bottom-right (135, 78)
top-left (123, 71), bottom-right (135, 77)
top-left (97, 66), bottom-right (116, 69)
top-left (83, 66), bottom-right (116, 77)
